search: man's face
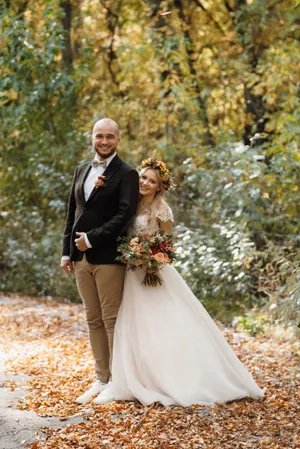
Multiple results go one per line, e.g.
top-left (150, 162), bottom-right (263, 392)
top-left (92, 122), bottom-right (120, 159)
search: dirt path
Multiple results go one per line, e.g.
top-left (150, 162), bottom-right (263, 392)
top-left (0, 296), bottom-right (86, 449)
top-left (0, 370), bottom-right (86, 448)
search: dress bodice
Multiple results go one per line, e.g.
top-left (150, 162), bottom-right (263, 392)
top-left (129, 200), bottom-right (174, 235)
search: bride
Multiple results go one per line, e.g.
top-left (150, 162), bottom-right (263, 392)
top-left (96, 158), bottom-right (264, 406)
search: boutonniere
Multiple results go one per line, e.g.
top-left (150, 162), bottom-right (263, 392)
top-left (95, 175), bottom-right (106, 188)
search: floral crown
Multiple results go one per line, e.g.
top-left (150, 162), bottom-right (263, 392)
top-left (140, 157), bottom-right (174, 191)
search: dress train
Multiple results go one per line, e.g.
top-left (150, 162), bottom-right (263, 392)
top-left (112, 265), bottom-right (264, 406)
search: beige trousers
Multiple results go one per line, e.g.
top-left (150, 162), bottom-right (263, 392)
top-left (74, 255), bottom-right (125, 383)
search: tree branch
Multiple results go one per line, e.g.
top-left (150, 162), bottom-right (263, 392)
top-left (17, 0), bottom-right (29, 16)
top-left (193, 0), bottom-right (226, 35)
top-left (224, 0), bottom-right (234, 13)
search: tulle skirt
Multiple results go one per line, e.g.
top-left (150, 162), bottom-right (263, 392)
top-left (112, 265), bottom-right (264, 406)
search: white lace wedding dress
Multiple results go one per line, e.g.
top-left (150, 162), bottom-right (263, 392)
top-left (111, 200), bottom-right (264, 406)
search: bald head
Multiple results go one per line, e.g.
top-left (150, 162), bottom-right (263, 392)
top-left (93, 118), bottom-right (119, 138)
top-left (92, 118), bottom-right (120, 160)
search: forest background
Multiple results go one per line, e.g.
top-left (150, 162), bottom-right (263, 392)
top-left (1, 0), bottom-right (299, 336)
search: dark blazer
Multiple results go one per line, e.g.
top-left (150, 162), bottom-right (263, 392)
top-left (62, 154), bottom-right (139, 264)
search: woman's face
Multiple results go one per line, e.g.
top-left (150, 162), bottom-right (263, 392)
top-left (139, 168), bottom-right (161, 198)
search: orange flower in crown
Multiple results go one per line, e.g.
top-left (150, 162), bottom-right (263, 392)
top-left (140, 157), bottom-right (175, 191)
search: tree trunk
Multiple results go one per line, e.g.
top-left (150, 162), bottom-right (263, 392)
top-left (146, 0), bottom-right (173, 92)
top-left (243, 85), bottom-right (268, 145)
top-left (145, 0), bottom-right (177, 141)
top-left (175, 0), bottom-right (214, 146)
top-left (232, 0), bottom-right (269, 145)
top-left (60, 0), bottom-right (73, 72)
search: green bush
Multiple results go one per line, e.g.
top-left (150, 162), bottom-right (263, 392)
top-left (174, 140), bottom-right (299, 328)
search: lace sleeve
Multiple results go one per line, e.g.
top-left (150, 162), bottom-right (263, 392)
top-left (156, 201), bottom-right (174, 223)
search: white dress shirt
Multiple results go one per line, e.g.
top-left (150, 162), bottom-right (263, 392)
top-left (84, 152), bottom-right (116, 201)
top-left (61, 152), bottom-right (117, 262)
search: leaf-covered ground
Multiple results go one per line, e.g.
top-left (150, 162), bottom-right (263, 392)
top-left (0, 296), bottom-right (298, 449)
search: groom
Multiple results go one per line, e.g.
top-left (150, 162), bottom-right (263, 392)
top-left (60, 118), bottom-right (139, 404)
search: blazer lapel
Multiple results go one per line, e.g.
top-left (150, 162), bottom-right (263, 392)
top-left (87, 154), bottom-right (123, 203)
top-left (80, 162), bottom-right (92, 204)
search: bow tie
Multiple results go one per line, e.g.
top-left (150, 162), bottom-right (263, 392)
top-left (92, 159), bottom-right (107, 168)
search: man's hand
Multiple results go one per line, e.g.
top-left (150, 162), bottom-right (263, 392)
top-left (60, 259), bottom-right (74, 274)
top-left (75, 232), bottom-right (89, 251)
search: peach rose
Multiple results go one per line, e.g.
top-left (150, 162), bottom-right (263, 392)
top-left (130, 237), bottom-right (139, 247)
top-left (153, 252), bottom-right (165, 263)
top-left (163, 254), bottom-right (171, 264)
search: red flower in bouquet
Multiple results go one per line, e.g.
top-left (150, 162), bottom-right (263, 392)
top-left (151, 247), bottom-right (160, 255)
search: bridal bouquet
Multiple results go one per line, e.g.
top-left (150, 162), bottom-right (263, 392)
top-left (117, 232), bottom-right (176, 287)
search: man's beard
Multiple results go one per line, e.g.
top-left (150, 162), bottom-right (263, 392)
top-left (95, 146), bottom-right (116, 159)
